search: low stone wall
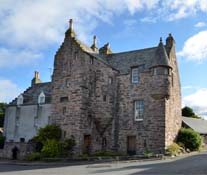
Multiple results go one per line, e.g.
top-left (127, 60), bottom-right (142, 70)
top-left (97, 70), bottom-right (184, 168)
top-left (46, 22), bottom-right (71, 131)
top-left (0, 142), bottom-right (35, 160)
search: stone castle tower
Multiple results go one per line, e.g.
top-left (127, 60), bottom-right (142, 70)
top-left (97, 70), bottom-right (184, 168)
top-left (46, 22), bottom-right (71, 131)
top-left (50, 19), bottom-right (181, 154)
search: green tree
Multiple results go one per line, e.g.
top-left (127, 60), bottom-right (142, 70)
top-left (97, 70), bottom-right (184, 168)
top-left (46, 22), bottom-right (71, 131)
top-left (34, 125), bottom-right (62, 144)
top-left (0, 103), bottom-right (7, 127)
top-left (182, 106), bottom-right (200, 119)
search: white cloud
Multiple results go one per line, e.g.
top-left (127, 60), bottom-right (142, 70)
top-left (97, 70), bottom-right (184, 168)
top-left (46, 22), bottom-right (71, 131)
top-left (0, 79), bottom-right (21, 103)
top-left (183, 89), bottom-right (207, 119)
top-left (178, 30), bottom-right (207, 62)
top-left (195, 22), bottom-right (206, 28)
top-left (0, 48), bottom-right (42, 68)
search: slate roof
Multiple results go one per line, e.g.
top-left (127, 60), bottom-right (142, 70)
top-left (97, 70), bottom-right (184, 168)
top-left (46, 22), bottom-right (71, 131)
top-left (182, 116), bottom-right (207, 134)
top-left (83, 41), bottom-right (171, 74)
top-left (9, 82), bottom-right (52, 106)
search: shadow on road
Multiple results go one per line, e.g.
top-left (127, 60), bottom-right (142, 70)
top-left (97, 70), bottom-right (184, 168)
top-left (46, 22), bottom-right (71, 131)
top-left (93, 152), bottom-right (207, 175)
top-left (0, 152), bottom-right (207, 174)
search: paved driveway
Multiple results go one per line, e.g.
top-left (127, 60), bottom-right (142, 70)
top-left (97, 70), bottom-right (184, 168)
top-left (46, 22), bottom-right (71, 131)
top-left (0, 151), bottom-right (207, 175)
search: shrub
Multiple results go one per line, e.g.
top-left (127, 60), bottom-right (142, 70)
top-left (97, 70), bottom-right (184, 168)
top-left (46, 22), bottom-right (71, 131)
top-left (143, 149), bottom-right (154, 157)
top-left (62, 138), bottom-right (76, 156)
top-left (0, 136), bottom-right (5, 149)
top-left (166, 143), bottom-right (184, 156)
top-left (177, 128), bottom-right (203, 151)
top-left (25, 152), bottom-right (42, 161)
top-left (41, 139), bottom-right (62, 158)
top-left (35, 125), bottom-right (61, 144)
top-left (92, 151), bottom-right (125, 157)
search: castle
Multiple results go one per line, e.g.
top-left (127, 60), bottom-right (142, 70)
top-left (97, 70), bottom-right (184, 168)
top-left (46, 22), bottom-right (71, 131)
top-left (2, 19), bottom-right (181, 158)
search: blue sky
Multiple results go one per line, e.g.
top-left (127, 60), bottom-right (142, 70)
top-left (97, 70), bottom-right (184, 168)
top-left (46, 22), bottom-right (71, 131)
top-left (0, 0), bottom-right (207, 118)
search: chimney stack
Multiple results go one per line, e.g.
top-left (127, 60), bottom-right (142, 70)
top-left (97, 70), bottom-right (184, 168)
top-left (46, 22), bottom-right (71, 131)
top-left (31, 71), bottom-right (42, 86)
top-left (91, 35), bottom-right (98, 52)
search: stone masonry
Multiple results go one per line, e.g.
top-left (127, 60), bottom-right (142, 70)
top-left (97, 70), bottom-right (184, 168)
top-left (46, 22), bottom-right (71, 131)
top-left (50, 20), bottom-right (182, 155)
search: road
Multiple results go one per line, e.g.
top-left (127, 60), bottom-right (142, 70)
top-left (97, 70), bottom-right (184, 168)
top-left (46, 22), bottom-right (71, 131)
top-left (0, 151), bottom-right (207, 175)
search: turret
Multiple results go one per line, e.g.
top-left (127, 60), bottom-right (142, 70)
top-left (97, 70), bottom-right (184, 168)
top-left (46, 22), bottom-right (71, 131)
top-left (91, 35), bottom-right (98, 52)
top-left (99, 43), bottom-right (112, 55)
top-left (31, 71), bottom-right (42, 86)
top-left (150, 37), bottom-right (172, 100)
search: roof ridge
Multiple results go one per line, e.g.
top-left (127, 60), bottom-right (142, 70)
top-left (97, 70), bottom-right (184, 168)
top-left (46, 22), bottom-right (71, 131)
top-left (108, 46), bottom-right (157, 55)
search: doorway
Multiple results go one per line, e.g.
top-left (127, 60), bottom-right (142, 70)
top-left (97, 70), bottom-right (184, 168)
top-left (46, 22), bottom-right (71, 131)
top-left (83, 135), bottom-right (91, 154)
top-left (127, 136), bottom-right (136, 155)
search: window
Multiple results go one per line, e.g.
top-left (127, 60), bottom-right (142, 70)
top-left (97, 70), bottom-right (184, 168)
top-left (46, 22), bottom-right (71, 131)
top-left (108, 77), bottom-right (113, 84)
top-left (153, 67), bottom-right (170, 75)
top-left (38, 92), bottom-right (45, 104)
top-left (131, 67), bottom-right (139, 83)
top-left (103, 95), bottom-right (107, 101)
top-left (134, 100), bottom-right (144, 121)
top-left (90, 58), bottom-right (94, 64)
top-left (60, 97), bottom-right (69, 102)
top-left (17, 94), bottom-right (23, 106)
top-left (63, 107), bottom-right (67, 115)
top-left (65, 79), bottom-right (70, 88)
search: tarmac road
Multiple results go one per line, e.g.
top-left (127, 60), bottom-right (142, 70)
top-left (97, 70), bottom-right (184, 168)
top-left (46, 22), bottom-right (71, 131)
top-left (0, 151), bottom-right (207, 175)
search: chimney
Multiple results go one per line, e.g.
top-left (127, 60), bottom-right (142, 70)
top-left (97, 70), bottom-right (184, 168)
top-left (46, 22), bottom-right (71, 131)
top-left (99, 42), bottom-right (112, 55)
top-left (66, 18), bottom-right (76, 38)
top-left (69, 19), bottom-right (73, 31)
top-left (165, 33), bottom-right (175, 56)
top-left (31, 71), bottom-right (42, 86)
top-left (91, 35), bottom-right (98, 52)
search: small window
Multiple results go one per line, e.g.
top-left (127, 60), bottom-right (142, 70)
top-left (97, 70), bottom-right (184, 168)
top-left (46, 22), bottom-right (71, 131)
top-left (63, 107), bottom-right (67, 115)
top-left (17, 94), bottom-right (24, 106)
top-left (131, 67), bottom-right (139, 83)
top-left (153, 68), bottom-right (157, 75)
top-left (134, 100), bottom-right (144, 121)
top-left (38, 92), bottom-right (45, 104)
top-left (20, 138), bottom-right (25, 143)
top-left (65, 79), bottom-right (70, 88)
top-left (108, 77), bottom-right (113, 84)
top-left (60, 97), bottom-right (69, 102)
top-left (90, 58), bottom-right (94, 64)
top-left (103, 95), bottom-right (107, 101)
top-left (164, 68), bottom-right (170, 75)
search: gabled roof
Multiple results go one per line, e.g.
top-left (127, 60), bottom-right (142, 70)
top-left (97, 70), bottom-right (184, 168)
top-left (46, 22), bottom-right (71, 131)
top-left (182, 116), bottom-right (207, 134)
top-left (99, 47), bottom-right (158, 74)
top-left (9, 82), bottom-right (52, 106)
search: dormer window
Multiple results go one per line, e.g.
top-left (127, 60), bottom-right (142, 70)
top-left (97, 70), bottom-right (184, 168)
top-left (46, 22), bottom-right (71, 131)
top-left (153, 67), bottom-right (170, 75)
top-left (38, 92), bottom-right (45, 104)
top-left (131, 67), bottom-right (139, 83)
top-left (17, 94), bottom-right (23, 106)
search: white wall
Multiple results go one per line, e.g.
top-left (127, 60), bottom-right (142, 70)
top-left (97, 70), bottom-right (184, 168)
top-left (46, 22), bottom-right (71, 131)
top-left (4, 104), bottom-right (51, 142)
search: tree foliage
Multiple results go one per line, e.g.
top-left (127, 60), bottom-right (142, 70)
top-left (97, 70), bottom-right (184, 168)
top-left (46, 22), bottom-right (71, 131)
top-left (35, 125), bottom-right (62, 144)
top-left (0, 103), bottom-right (7, 127)
top-left (41, 139), bottom-right (62, 158)
top-left (182, 106), bottom-right (200, 119)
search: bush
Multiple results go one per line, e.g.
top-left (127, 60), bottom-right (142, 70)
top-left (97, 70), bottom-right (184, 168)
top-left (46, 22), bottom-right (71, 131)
top-left (62, 138), bottom-right (76, 156)
top-left (92, 151), bottom-right (125, 157)
top-left (25, 153), bottom-right (42, 161)
top-left (177, 128), bottom-right (203, 151)
top-left (166, 143), bottom-right (184, 156)
top-left (35, 125), bottom-right (61, 144)
top-left (41, 139), bottom-right (62, 158)
top-left (0, 136), bottom-right (5, 149)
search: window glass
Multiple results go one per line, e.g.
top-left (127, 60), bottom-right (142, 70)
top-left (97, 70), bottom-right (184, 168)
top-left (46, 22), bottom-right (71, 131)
top-left (131, 68), bottom-right (139, 83)
top-left (134, 100), bottom-right (144, 121)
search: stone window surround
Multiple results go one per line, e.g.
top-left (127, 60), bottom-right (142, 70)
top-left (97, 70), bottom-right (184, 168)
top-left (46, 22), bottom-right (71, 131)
top-left (131, 64), bottom-right (145, 84)
top-left (134, 99), bottom-right (144, 121)
top-left (131, 66), bottom-right (139, 84)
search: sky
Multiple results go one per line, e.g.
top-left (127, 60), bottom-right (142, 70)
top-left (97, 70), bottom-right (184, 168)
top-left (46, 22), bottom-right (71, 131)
top-left (0, 0), bottom-right (207, 118)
